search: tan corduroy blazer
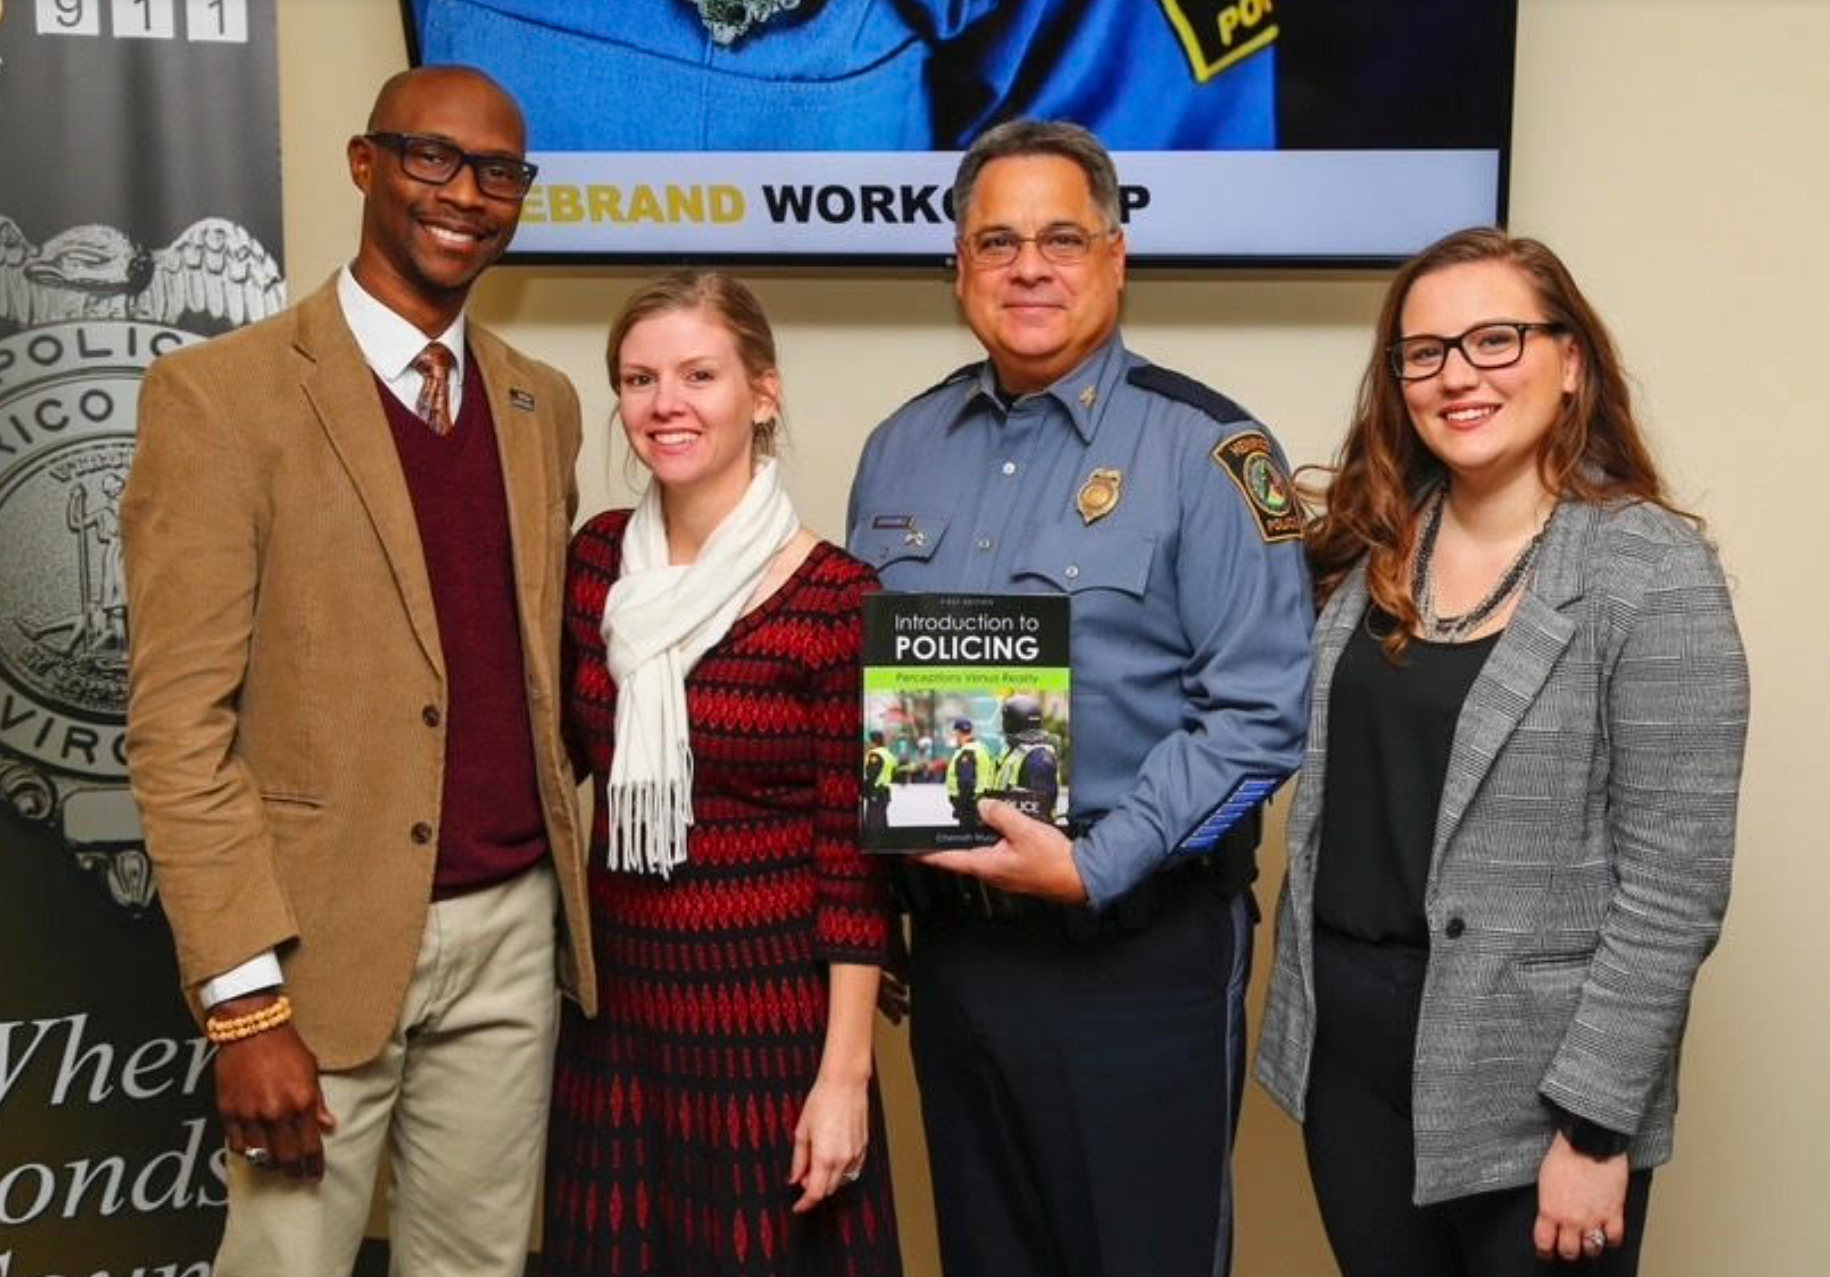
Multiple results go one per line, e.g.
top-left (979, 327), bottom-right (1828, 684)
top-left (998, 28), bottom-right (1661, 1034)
top-left (123, 277), bottom-right (596, 1069)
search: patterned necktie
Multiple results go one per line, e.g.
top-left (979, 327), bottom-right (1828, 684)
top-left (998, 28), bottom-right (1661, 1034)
top-left (410, 342), bottom-right (456, 436)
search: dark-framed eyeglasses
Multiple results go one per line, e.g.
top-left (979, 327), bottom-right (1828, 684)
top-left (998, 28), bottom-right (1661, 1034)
top-left (364, 131), bottom-right (538, 201)
top-left (1388, 321), bottom-right (1566, 381)
top-left (960, 223), bottom-right (1118, 268)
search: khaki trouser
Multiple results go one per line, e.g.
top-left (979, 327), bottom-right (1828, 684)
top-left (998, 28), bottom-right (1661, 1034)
top-left (216, 864), bottom-right (560, 1277)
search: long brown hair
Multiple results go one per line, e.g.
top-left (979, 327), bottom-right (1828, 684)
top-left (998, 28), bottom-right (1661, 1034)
top-left (1304, 227), bottom-right (1679, 650)
top-left (606, 269), bottom-right (783, 456)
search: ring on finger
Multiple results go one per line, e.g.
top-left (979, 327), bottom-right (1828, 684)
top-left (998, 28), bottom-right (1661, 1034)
top-left (842, 1165), bottom-right (863, 1183)
top-left (241, 1146), bottom-right (272, 1166)
top-left (1583, 1227), bottom-right (1607, 1252)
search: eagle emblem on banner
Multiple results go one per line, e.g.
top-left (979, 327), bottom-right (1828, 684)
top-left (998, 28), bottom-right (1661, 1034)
top-left (0, 216), bottom-right (285, 330)
top-left (0, 213), bottom-right (285, 911)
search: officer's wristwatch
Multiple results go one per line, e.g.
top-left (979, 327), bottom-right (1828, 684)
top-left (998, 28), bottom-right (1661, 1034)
top-left (1553, 1105), bottom-right (1632, 1160)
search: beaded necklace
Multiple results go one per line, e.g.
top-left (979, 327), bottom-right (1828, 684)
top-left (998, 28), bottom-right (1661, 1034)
top-left (1410, 487), bottom-right (1546, 642)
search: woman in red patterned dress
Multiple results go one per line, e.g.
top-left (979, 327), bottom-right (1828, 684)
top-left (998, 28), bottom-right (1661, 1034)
top-left (540, 271), bottom-right (902, 1277)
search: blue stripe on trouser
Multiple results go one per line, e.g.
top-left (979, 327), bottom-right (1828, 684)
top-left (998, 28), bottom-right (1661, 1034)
top-left (1213, 888), bottom-right (1254, 1277)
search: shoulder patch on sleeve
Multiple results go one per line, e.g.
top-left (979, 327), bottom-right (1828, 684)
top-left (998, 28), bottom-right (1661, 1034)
top-left (1126, 364), bottom-right (1252, 425)
top-left (1211, 431), bottom-right (1303, 543)
top-left (1159, 0), bottom-right (1279, 84)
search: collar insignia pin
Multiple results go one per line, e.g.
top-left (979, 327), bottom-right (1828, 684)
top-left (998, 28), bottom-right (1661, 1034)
top-left (1078, 384), bottom-right (1098, 409)
top-left (509, 388), bottom-right (536, 411)
top-left (1076, 468), bottom-right (1122, 525)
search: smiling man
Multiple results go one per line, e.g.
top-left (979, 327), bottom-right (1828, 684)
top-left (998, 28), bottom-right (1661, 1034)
top-left (847, 120), bottom-right (1313, 1277)
top-left (122, 67), bottom-right (593, 1275)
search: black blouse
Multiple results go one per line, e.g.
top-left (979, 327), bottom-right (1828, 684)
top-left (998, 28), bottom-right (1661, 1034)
top-left (1314, 609), bottom-right (1501, 948)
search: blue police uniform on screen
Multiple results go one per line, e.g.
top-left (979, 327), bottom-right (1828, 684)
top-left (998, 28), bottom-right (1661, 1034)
top-left (930, 0), bottom-right (1276, 149)
top-left (408, 0), bottom-right (1275, 150)
top-left (846, 334), bottom-right (1310, 908)
top-left (410, 0), bottom-right (936, 148)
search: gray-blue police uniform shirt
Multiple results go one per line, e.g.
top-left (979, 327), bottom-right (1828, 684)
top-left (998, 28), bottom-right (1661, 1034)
top-left (847, 334), bottom-right (1313, 910)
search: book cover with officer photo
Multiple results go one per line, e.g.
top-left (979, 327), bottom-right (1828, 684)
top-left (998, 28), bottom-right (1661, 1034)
top-left (861, 593), bottom-right (1069, 851)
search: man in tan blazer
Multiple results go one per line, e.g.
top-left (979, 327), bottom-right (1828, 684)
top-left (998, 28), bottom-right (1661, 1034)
top-left (122, 66), bottom-right (595, 1276)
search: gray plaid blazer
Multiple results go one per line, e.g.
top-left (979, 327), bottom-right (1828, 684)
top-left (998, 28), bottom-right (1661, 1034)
top-left (1255, 497), bottom-right (1749, 1205)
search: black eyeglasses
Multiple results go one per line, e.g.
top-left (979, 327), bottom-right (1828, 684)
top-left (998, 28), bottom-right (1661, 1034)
top-left (1388, 321), bottom-right (1566, 381)
top-left (364, 132), bottom-right (538, 201)
top-left (960, 224), bottom-right (1118, 267)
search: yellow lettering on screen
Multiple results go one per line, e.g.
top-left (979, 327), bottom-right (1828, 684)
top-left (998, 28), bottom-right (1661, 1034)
top-left (1156, 0), bottom-right (1278, 84)
top-left (628, 186), bottom-right (664, 223)
top-left (710, 186), bottom-right (745, 223)
top-left (588, 186), bottom-right (624, 221)
top-left (548, 186), bottom-right (586, 224)
top-left (519, 185), bottom-right (747, 226)
top-left (1218, 0), bottom-right (1273, 49)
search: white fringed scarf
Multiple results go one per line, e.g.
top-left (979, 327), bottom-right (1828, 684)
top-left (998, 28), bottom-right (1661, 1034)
top-left (599, 458), bottom-right (800, 877)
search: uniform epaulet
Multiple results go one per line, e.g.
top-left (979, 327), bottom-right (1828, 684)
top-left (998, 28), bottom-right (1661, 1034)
top-left (1125, 364), bottom-right (1254, 428)
top-left (1127, 365), bottom-right (1301, 544)
top-left (913, 361), bottom-right (983, 401)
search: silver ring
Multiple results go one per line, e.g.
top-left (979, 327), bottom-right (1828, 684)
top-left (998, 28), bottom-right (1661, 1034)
top-left (842, 1166), bottom-right (862, 1183)
top-left (241, 1146), bottom-right (272, 1166)
top-left (1584, 1228), bottom-right (1607, 1251)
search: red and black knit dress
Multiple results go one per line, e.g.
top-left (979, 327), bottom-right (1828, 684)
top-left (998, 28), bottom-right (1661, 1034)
top-left (541, 510), bottom-right (903, 1277)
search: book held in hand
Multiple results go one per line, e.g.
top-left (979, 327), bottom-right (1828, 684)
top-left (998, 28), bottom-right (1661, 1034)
top-left (860, 593), bottom-right (1070, 852)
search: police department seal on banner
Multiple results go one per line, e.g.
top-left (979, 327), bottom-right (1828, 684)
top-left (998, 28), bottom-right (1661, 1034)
top-left (0, 211), bottom-right (282, 911)
top-left (0, 321), bottom-right (200, 909)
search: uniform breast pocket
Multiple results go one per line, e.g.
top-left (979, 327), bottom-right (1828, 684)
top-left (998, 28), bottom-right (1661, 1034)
top-left (849, 509), bottom-right (950, 573)
top-left (1012, 522), bottom-right (1155, 598)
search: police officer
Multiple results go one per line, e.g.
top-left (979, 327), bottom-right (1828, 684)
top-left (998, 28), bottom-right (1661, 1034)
top-left (944, 717), bottom-right (993, 828)
top-left (862, 729), bottom-right (895, 834)
top-left (993, 694), bottom-right (1059, 823)
top-left (847, 120), bottom-right (1311, 1277)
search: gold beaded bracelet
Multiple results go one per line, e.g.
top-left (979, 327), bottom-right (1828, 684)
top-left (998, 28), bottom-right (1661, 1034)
top-left (204, 995), bottom-right (294, 1044)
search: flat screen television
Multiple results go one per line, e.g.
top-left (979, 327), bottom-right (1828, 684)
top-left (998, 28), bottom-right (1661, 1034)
top-left (401, 0), bottom-right (1516, 267)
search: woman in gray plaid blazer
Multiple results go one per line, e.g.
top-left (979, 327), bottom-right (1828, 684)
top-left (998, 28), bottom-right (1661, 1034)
top-left (1256, 229), bottom-right (1749, 1275)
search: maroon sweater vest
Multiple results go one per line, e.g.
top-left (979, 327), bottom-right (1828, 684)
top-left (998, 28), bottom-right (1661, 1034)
top-left (378, 356), bottom-right (547, 895)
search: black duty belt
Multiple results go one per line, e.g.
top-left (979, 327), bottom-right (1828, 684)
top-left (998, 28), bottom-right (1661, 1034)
top-left (895, 811), bottom-right (1260, 943)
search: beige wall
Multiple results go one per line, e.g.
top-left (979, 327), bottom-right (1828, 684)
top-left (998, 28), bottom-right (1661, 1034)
top-left (276, 1), bottom-right (1830, 1272)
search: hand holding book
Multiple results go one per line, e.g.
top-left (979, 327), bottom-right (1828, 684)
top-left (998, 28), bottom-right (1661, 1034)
top-left (916, 798), bottom-right (1089, 904)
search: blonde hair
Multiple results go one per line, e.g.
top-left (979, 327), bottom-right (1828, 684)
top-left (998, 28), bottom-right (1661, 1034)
top-left (606, 269), bottom-right (783, 455)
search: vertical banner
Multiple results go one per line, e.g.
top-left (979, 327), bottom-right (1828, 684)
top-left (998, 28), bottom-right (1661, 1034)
top-left (0, 1), bottom-right (284, 1271)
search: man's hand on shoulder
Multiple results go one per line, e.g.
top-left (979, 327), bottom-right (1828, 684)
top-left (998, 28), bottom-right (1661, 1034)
top-left (212, 993), bottom-right (337, 1182)
top-left (917, 799), bottom-right (1088, 904)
